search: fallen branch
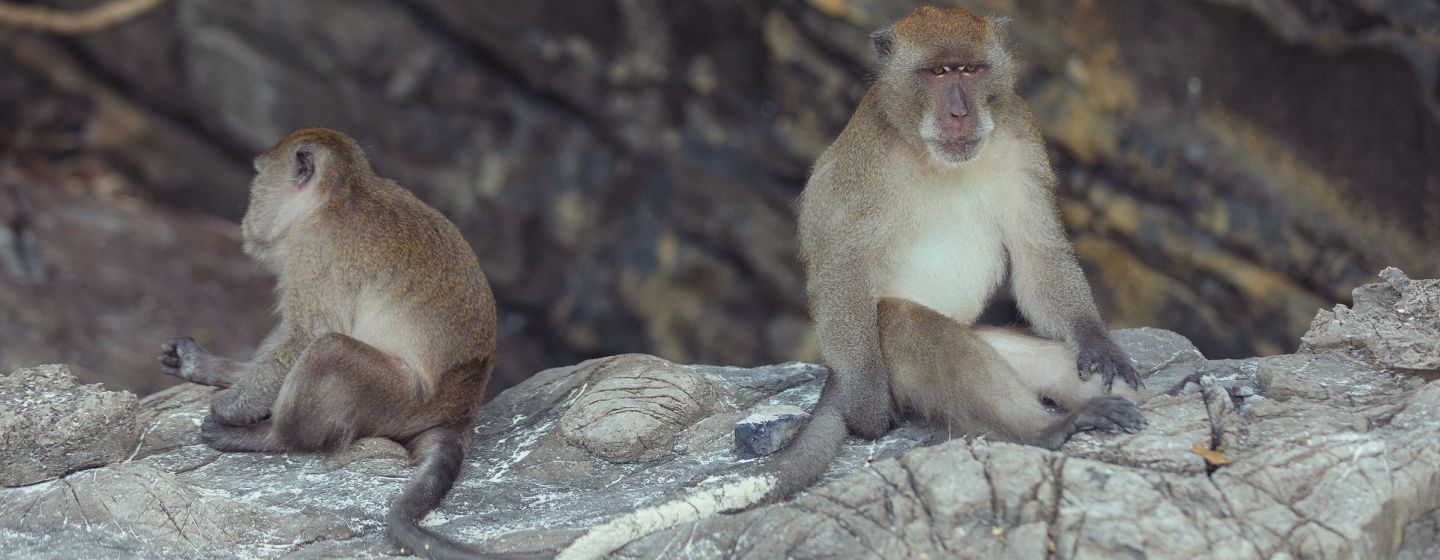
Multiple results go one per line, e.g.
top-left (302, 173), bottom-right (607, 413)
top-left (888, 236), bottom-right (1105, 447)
top-left (0, 0), bottom-right (165, 34)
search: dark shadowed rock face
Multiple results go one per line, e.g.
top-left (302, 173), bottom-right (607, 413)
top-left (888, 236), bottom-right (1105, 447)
top-left (2, 0), bottom-right (1438, 398)
top-left (2, 269), bottom-right (1439, 559)
top-left (0, 165), bottom-right (275, 397)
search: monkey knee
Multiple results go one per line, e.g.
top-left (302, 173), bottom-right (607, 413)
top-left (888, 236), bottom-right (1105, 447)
top-left (273, 412), bottom-right (355, 452)
top-left (304, 332), bottom-right (354, 359)
top-left (876, 297), bottom-right (923, 331)
top-left (842, 399), bottom-right (893, 439)
top-left (848, 417), bottom-right (890, 440)
top-left (284, 335), bottom-right (357, 391)
top-left (876, 297), bottom-right (904, 323)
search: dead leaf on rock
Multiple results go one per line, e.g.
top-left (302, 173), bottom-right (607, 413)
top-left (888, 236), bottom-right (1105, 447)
top-left (1191, 441), bottom-right (1232, 466)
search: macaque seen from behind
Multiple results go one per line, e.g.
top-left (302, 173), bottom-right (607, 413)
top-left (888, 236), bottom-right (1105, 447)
top-left (161, 128), bottom-right (498, 559)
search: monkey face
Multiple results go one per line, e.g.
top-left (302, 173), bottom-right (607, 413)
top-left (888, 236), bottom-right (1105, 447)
top-left (914, 63), bottom-right (996, 165)
top-left (873, 7), bottom-right (1016, 168)
top-left (240, 129), bottom-right (340, 263)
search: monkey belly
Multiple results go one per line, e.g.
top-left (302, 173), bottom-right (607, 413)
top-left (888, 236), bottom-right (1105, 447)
top-left (877, 211), bottom-right (1005, 324)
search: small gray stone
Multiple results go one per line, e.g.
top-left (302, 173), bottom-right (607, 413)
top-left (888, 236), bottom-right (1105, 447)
top-left (733, 404), bottom-right (808, 457)
top-left (0, 364), bottom-right (137, 486)
top-left (1379, 266), bottom-right (1410, 291)
top-left (1111, 327), bottom-right (1206, 376)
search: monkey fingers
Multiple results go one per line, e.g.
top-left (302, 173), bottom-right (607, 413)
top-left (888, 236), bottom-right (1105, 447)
top-left (1112, 359), bottom-right (1143, 391)
top-left (1076, 342), bottom-right (1144, 393)
top-left (160, 338), bottom-right (193, 378)
top-left (160, 336), bottom-right (243, 387)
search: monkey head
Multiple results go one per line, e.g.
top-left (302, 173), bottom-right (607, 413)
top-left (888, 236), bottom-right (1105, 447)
top-left (872, 8), bottom-right (1018, 167)
top-left (240, 128), bottom-right (371, 268)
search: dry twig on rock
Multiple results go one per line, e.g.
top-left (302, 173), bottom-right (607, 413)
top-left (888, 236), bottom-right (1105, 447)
top-left (0, 0), bottom-right (165, 34)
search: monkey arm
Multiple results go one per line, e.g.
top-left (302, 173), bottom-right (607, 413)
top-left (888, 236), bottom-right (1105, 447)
top-left (1007, 238), bottom-right (1105, 341)
top-left (1002, 188), bottom-right (1103, 335)
top-left (808, 258), bottom-right (893, 439)
top-left (211, 323), bottom-right (309, 426)
top-left (161, 321), bottom-right (296, 388)
top-left (1003, 192), bottom-right (1141, 391)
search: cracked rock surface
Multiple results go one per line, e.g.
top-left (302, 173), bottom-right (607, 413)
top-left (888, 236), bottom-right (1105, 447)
top-left (0, 364), bottom-right (138, 486)
top-left (3, 270), bottom-right (1440, 558)
top-left (1302, 267), bottom-right (1440, 376)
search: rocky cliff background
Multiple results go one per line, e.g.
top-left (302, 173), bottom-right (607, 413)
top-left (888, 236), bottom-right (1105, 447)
top-left (1, 0), bottom-right (1437, 397)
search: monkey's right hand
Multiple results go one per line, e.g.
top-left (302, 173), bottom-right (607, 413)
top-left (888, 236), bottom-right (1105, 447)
top-left (1076, 338), bottom-right (1143, 393)
top-left (210, 388), bottom-right (271, 426)
top-left (160, 336), bottom-right (205, 381)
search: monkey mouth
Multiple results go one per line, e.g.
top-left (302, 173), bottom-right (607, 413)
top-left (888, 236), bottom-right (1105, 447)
top-left (930, 136), bottom-right (985, 163)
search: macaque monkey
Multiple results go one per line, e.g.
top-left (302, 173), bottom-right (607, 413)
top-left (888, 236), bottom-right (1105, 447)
top-left (160, 128), bottom-right (498, 559)
top-left (559, 9), bottom-right (1145, 559)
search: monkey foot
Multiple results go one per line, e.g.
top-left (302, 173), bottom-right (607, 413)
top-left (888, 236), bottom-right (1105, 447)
top-left (210, 387), bottom-right (273, 427)
top-left (200, 415), bottom-right (276, 452)
top-left (1071, 395), bottom-right (1146, 434)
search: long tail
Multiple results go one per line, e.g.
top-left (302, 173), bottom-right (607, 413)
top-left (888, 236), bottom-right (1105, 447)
top-left (556, 402), bottom-right (849, 560)
top-left (386, 425), bottom-right (485, 560)
top-left (736, 401), bottom-right (848, 508)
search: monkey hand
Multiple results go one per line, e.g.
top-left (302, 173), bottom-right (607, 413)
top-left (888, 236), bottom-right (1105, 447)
top-left (160, 336), bottom-right (206, 382)
top-left (210, 388), bottom-right (271, 426)
top-left (1076, 339), bottom-right (1143, 393)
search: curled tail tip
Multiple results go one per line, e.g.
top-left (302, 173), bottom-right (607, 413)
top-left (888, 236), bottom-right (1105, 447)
top-left (386, 509), bottom-right (483, 559)
top-left (387, 425), bottom-right (480, 559)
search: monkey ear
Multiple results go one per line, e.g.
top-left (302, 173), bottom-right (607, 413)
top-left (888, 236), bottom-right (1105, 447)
top-left (871, 29), bottom-right (894, 59)
top-left (990, 15), bottom-right (1016, 49)
top-left (293, 149), bottom-right (316, 188)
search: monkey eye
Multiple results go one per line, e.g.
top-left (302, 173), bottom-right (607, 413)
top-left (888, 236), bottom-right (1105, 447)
top-left (959, 65), bottom-right (984, 75)
top-left (929, 66), bottom-right (950, 75)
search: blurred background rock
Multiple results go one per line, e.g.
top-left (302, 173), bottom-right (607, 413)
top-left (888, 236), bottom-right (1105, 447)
top-left (0, 0), bottom-right (1435, 398)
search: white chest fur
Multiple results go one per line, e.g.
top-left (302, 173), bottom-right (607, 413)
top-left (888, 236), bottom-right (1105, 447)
top-left (878, 180), bottom-right (1007, 324)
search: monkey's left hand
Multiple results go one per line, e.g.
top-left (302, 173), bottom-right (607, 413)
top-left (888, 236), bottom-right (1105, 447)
top-left (1076, 338), bottom-right (1143, 393)
top-left (210, 387), bottom-right (272, 426)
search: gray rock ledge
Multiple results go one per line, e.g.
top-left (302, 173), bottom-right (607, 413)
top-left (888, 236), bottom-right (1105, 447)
top-left (2, 269), bottom-right (1439, 559)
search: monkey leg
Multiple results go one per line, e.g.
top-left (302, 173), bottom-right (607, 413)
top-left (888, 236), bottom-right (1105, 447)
top-left (199, 415), bottom-right (278, 452)
top-left (203, 332), bottom-right (437, 454)
top-left (877, 297), bottom-right (1144, 450)
top-left (973, 326), bottom-right (1149, 410)
top-left (828, 362), bottom-right (895, 440)
top-left (160, 337), bottom-right (245, 387)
